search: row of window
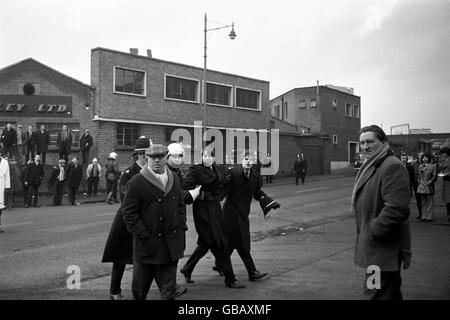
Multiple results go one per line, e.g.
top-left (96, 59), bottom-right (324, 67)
top-left (113, 66), bottom-right (262, 111)
top-left (272, 98), bottom-right (360, 120)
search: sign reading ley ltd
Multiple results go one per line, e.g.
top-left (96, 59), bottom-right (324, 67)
top-left (0, 94), bottom-right (73, 118)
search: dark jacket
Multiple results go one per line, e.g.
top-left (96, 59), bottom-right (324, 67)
top-left (354, 154), bottom-right (411, 272)
top-left (1, 127), bottom-right (17, 148)
top-left (182, 163), bottom-right (228, 248)
top-left (294, 158), bottom-right (308, 174)
top-left (79, 134), bottom-right (93, 152)
top-left (23, 130), bottom-right (36, 155)
top-left (122, 167), bottom-right (185, 265)
top-left (105, 159), bottom-right (120, 182)
top-left (25, 162), bottom-right (45, 185)
top-left (102, 161), bottom-right (142, 265)
top-left (48, 165), bottom-right (66, 188)
top-left (223, 165), bottom-right (270, 251)
top-left (57, 130), bottom-right (72, 154)
top-left (65, 162), bottom-right (83, 188)
top-left (35, 130), bottom-right (50, 153)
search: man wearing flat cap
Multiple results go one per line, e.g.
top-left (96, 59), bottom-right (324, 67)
top-left (122, 144), bottom-right (187, 300)
top-left (48, 159), bottom-right (67, 206)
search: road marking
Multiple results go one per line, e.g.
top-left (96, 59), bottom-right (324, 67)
top-left (1, 222), bottom-right (34, 227)
top-left (95, 212), bottom-right (117, 217)
top-left (295, 187), bottom-right (330, 194)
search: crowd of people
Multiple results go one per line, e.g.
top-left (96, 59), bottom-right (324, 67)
top-left (101, 137), bottom-right (281, 300)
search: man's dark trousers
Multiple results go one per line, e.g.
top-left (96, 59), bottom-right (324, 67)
top-left (68, 186), bottom-right (79, 205)
top-left (53, 181), bottom-right (65, 205)
top-left (27, 184), bottom-right (40, 206)
top-left (132, 260), bottom-right (178, 300)
top-left (87, 177), bottom-right (99, 196)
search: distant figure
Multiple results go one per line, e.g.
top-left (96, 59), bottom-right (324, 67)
top-left (86, 158), bottom-right (101, 197)
top-left (24, 125), bottom-right (36, 163)
top-left (24, 155), bottom-right (45, 208)
top-left (5, 159), bottom-right (21, 209)
top-left (80, 129), bottom-right (94, 166)
top-left (16, 125), bottom-right (26, 163)
top-left (262, 153), bottom-right (273, 184)
top-left (294, 153), bottom-right (308, 185)
top-left (35, 125), bottom-right (50, 165)
top-left (57, 125), bottom-right (72, 162)
top-left (48, 159), bottom-right (67, 206)
top-left (410, 153), bottom-right (423, 220)
top-left (1, 123), bottom-right (17, 160)
top-left (417, 153), bottom-right (437, 222)
top-left (0, 149), bottom-right (11, 211)
top-left (105, 152), bottom-right (120, 204)
top-left (439, 148), bottom-right (450, 222)
top-left (66, 156), bottom-right (83, 205)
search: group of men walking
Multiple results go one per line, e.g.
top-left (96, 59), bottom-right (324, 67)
top-left (102, 137), bottom-right (280, 300)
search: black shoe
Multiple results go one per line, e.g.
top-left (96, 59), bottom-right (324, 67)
top-left (249, 270), bottom-right (268, 281)
top-left (180, 269), bottom-right (194, 283)
top-left (212, 266), bottom-right (225, 276)
top-left (415, 217), bottom-right (424, 222)
top-left (33, 204), bottom-right (40, 208)
top-left (110, 293), bottom-right (126, 300)
top-left (174, 285), bottom-right (187, 297)
top-left (226, 280), bottom-right (245, 289)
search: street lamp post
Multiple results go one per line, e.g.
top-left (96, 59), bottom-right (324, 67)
top-left (203, 13), bottom-right (236, 147)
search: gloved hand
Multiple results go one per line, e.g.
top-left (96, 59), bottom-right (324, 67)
top-left (400, 248), bottom-right (412, 270)
top-left (264, 201), bottom-right (281, 220)
top-left (224, 174), bottom-right (232, 182)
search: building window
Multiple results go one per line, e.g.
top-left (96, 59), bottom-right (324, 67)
top-left (332, 98), bottom-right (337, 108)
top-left (165, 75), bottom-right (199, 103)
top-left (310, 99), bottom-right (317, 108)
top-left (345, 102), bottom-right (352, 117)
top-left (353, 104), bottom-right (360, 118)
top-left (274, 105), bottom-right (280, 118)
top-left (332, 135), bottom-right (338, 145)
top-left (36, 123), bottom-right (80, 149)
top-left (235, 87), bottom-right (260, 110)
top-left (269, 120), bottom-right (275, 129)
top-left (114, 66), bottom-right (146, 96)
top-left (116, 123), bottom-right (139, 147)
top-left (206, 82), bottom-right (232, 107)
top-left (282, 101), bottom-right (288, 120)
top-left (299, 100), bottom-right (306, 109)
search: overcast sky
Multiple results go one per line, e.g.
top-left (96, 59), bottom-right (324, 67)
top-left (1, 0), bottom-right (449, 133)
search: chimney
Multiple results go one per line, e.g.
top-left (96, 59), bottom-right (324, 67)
top-left (130, 48), bottom-right (139, 55)
top-left (147, 49), bottom-right (152, 58)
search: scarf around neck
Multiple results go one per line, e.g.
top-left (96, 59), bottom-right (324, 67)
top-left (350, 143), bottom-right (391, 214)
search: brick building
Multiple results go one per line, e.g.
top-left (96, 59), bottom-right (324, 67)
top-left (90, 47), bottom-right (271, 169)
top-left (269, 84), bottom-right (361, 170)
top-left (0, 58), bottom-right (95, 166)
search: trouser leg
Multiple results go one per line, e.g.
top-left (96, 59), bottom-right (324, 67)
top-left (424, 195), bottom-right (434, 220)
top-left (210, 246), bottom-right (236, 286)
top-left (154, 261), bottom-right (178, 300)
top-left (110, 263), bottom-right (126, 295)
top-left (93, 178), bottom-right (99, 195)
top-left (415, 191), bottom-right (422, 217)
top-left (32, 185), bottom-right (39, 205)
top-left (182, 243), bottom-right (209, 276)
top-left (235, 245), bottom-right (257, 275)
top-left (132, 261), bottom-right (155, 300)
top-left (87, 178), bottom-right (93, 196)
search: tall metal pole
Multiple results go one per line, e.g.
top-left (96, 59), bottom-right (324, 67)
top-left (203, 13), bottom-right (207, 148)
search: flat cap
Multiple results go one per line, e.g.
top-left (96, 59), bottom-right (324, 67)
top-left (145, 144), bottom-right (168, 157)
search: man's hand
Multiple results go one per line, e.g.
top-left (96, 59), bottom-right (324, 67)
top-left (400, 248), bottom-right (412, 270)
top-left (188, 185), bottom-right (202, 201)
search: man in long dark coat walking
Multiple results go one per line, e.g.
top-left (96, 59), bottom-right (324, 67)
top-left (294, 153), bottom-right (308, 185)
top-left (217, 150), bottom-right (280, 281)
top-left (35, 125), bottom-right (50, 165)
top-left (180, 147), bottom-right (245, 289)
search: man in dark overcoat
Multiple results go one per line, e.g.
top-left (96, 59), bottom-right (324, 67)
top-left (79, 128), bottom-right (93, 166)
top-left (352, 125), bottom-right (411, 300)
top-left (35, 125), bottom-right (50, 165)
top-left (0, 123), bottom-right (17, 160)
top-left (294, 153), bottom-right (308, 185)
top-left (48, 159), bottom-right (66, 206)
top-left (24, 125), bottom-right (36, 163)
top-left (218, 151), bottom-right (280, 281)
top-left (24, 154), bottom-right (44, 208)
top-left (122, 144), bottom-right (186, 300)
top-left (65, 156), bottom-right (82, 205)
top-left (102, 136), bottom-right (150, 300)
top-left (180, 147), bottom-right (245, 289)
top-left (57, 125), bottom-right (72, 162)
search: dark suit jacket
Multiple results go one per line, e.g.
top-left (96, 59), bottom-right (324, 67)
top-left (57, 131), bottom-right (72, 154)
top-left (65, 163), bottom-right (83, 188)
top-left (354, 154), bottom-right (411, 271)
top-left (1, 127), bottom-right (17, 147)
top-left (122, 167), bottom-right (185, 265)
top-left (80, 134), bottom-right (93, 152)
top-left (36, 130), bottom-right (50, 153)
top-left (26, 162), bottom-right (45, 185)
top-left (223, 165), bottom-right (268, 251)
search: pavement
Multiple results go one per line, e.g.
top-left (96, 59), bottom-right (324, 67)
top-left (1, 166), bottom-right (448, 300)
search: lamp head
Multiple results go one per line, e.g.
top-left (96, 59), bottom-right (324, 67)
top-left (228, 23), bottom-right (236, 40)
